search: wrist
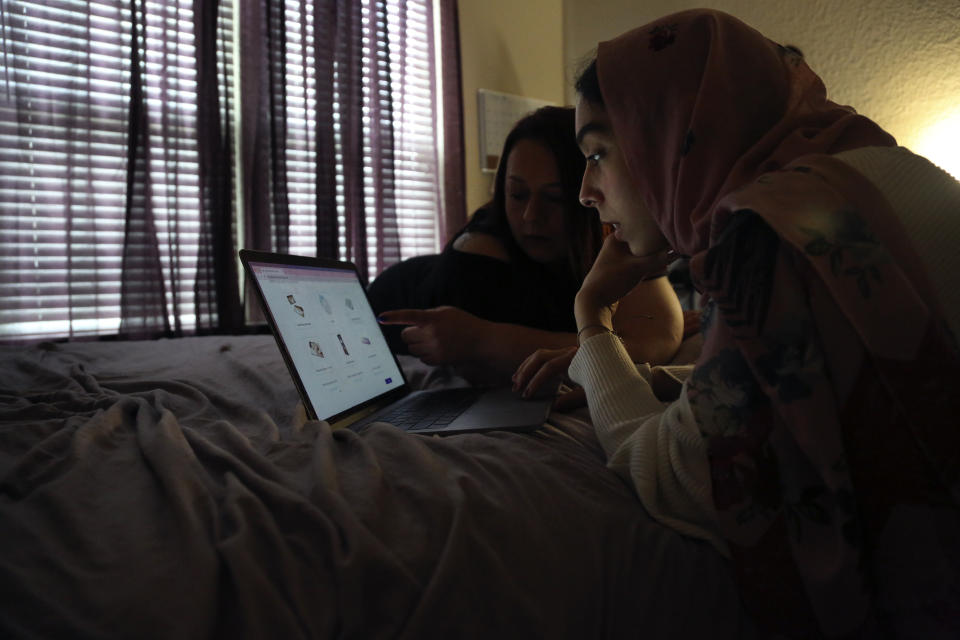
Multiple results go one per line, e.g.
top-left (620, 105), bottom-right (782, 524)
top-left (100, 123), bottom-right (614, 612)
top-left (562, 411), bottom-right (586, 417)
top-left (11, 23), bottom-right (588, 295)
top-left (469, 317), bottom-right (494, 359)
top-left (574, 295), bottom-right (614, 331)
top-left (576, 324), bottom-right (612, 345)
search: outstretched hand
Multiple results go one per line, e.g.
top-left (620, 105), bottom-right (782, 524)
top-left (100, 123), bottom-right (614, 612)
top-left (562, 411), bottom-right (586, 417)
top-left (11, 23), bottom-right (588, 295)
top-left (512, 345), bottom-right (585, 411)
top-left (377, 306), bottom-right (484, 367)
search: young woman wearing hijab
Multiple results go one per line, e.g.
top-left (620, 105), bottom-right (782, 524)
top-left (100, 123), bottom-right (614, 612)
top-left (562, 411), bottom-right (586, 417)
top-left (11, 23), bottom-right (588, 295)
top-left (514, 10), bottom-right (960, 638)
top-left (372, 106), bottom-right (684, 389)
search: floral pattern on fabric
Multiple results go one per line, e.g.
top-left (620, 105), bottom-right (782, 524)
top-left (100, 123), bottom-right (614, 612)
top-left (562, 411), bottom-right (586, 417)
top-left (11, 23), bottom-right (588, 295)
top-left (595, 9), bottom-right (959, 636)
top-left (689, 344), bottom-right (761, 436)
top-left (688, 166), bottom-right (960, 637)
top-left (800, 208), bottom-right (888, 299)
top-left (688, 340), bottom-right (779, 519)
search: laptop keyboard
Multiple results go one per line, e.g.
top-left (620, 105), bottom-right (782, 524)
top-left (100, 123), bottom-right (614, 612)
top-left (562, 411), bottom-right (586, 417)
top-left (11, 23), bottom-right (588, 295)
top-left (378, 387), bottom-right (480, 431)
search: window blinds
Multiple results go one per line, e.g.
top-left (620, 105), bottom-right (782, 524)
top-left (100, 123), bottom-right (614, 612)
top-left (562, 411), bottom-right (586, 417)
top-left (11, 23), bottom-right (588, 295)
top-left (0, 0), bottom-right (203, 340)
top-left (0, 0), bottom-right (445, 341)
top-left (284, 0), bottom-right (442, 283)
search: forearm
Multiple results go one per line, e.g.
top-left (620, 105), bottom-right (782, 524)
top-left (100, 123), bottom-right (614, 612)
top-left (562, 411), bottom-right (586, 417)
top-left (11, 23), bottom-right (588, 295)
top-left (564, 238), bottom-right (721, 546)
top-left (568, 331), bottom-right (662, 444)
top-left (468, 323), bottom-right (578, 382)
top-left (618, 329), bottom-right (681, 367)
top-left (568, 332), bottom-right (726, 554)
top-left (613, 277), bottom-right (684, 365)
top-left (576, 276), bottom-right (684, 366)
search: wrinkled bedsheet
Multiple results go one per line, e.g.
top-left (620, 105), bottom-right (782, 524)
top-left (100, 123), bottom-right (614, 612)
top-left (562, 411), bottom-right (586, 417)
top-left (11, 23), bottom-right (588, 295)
top-left (0, 335), bottom-right (747, 639)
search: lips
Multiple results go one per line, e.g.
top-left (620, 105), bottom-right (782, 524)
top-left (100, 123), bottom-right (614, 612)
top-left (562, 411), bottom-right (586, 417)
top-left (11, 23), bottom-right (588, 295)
top-left (601, 220), bottom-right (621, 237)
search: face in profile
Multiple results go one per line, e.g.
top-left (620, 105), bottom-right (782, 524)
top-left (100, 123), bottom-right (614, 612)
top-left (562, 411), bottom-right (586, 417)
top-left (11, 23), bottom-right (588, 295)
top-left (503, 138), bottom-right (568, 265)
top-left (575, 96), bottom-right (668, 257)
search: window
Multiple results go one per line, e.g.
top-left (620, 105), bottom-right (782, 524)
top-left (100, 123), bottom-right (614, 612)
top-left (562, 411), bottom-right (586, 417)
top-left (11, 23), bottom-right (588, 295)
top-left (0, 0), bottom-right (209, 340)
top-left (0, 0), bottom-right (459, 341)
top-left (279, 0), bottom-right (446, 282)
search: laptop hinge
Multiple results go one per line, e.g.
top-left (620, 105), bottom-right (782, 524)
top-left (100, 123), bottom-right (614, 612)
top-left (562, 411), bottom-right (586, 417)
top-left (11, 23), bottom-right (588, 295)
top-left (330, 403), bottom-right (380, 430)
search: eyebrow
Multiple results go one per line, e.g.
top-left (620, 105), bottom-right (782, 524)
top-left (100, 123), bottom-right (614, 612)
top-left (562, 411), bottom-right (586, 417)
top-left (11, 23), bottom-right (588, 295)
top-left (507, 176), bottom-right (562, 189)
top-left (575, 122), bottom-right (609, 147)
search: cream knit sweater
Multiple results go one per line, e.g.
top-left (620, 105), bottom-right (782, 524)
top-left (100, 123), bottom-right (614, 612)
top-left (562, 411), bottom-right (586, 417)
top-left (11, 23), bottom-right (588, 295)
top-left (568, 146), bottom-right (960, 555)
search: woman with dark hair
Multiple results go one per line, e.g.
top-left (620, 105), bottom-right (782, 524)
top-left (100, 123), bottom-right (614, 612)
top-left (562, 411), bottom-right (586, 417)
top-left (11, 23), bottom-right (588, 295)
top-left (372, 105), bottom-right (683, 387)
top-left (471, 104), bottom-right (602, 288)
top-left (514, 9), bottom-right (960, 637)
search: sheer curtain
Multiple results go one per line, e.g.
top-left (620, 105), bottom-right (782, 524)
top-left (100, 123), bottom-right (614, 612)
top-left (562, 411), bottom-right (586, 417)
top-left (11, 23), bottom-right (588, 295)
top-left (0, 0), bottom-right (463, 341)
top-left (241, 0), bottom-right (466, 285)
top-left (438, 0), bottom-right (465, 245)
top-left (0, 0), bottom-right (207, 340)
top-left (119, 0), bottom-right (207, 337)
top-left (194, 0), bottom-right (242, 334)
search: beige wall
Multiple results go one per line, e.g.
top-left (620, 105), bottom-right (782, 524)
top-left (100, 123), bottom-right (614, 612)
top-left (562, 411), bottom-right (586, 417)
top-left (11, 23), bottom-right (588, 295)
top-left (562, 0), bottom-right (960, 178)
top-left (457, 0), bottom-right (566, 215)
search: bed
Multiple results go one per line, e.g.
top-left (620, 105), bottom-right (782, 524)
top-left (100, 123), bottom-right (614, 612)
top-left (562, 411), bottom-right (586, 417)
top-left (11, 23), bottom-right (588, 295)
top-left (0, 333), bottom-right (749, 638)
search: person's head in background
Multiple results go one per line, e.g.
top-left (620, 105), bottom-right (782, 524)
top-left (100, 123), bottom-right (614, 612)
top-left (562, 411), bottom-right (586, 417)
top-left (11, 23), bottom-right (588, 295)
top-left (572, 9), bottom-right (893, 260)
top-left (485, 105), bottom-right (602, 283)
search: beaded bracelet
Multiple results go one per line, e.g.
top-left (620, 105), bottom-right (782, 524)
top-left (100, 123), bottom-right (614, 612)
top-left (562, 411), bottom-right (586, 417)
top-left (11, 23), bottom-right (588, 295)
top-left (576, 324), bottom-right (613, 345)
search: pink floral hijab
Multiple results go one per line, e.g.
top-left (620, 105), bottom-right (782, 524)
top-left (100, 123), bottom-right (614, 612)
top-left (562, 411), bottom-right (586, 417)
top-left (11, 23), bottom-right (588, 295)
top-left (596, 9), bottom-right (960, 637)
top-left (597, 9), bottom-right (896, 257)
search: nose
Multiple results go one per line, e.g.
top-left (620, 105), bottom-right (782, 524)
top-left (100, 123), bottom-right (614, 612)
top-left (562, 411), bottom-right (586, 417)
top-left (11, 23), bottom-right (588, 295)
top-left (522, 196), bottom-right (543, 223)
top-left (579, 167), bottom-right (601, 208)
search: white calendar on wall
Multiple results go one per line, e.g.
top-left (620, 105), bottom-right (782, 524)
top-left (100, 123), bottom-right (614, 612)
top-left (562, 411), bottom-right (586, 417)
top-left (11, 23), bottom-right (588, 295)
top-left (477, 89), bottom-right (556, 173)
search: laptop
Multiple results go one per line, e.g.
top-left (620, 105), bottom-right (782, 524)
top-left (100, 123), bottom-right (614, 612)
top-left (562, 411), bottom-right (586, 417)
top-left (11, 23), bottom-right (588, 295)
top-left (239, 249), bottom-right (556, 434)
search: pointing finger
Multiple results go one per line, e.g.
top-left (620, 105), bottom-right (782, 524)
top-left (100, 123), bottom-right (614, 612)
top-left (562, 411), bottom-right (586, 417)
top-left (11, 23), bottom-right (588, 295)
top-left (378, 308), bottom-right (429, 326)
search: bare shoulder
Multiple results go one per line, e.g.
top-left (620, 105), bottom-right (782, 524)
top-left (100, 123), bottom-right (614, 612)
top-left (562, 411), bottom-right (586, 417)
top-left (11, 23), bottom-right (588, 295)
top-left (451, 232), bottom-right (510, 262)
top-left (620, 276), bottom-right (684, 329)
top-left (613, 275), bottom-right (685, 363)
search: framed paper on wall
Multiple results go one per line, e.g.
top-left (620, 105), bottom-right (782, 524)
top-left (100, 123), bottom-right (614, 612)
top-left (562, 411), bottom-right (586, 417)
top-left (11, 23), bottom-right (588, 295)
top-left (477, 89), bottom-right (555, 173)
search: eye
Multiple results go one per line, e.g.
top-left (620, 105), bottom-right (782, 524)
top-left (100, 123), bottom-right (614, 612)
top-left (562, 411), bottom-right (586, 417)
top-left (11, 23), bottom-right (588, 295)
top-left (508, 190), bottom-right (529, 202)
top-left (585, 150), bottom-right (604, 166)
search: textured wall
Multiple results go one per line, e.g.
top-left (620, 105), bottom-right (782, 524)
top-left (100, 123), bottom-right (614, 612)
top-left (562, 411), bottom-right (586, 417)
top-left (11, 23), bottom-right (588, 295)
top-left (563, 0), bottom-right (960, 176)
top-left (458, 0), bottom-right (566, 215)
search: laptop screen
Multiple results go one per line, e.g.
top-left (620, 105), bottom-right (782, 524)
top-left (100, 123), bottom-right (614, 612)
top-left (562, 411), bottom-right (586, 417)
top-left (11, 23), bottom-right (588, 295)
top-left (247, 260), bottom-right (405, 420)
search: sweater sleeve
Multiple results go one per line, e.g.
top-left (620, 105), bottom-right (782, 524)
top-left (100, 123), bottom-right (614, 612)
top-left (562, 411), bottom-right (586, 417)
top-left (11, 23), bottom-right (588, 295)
top-left (568, 331), bottom-right (728, 555)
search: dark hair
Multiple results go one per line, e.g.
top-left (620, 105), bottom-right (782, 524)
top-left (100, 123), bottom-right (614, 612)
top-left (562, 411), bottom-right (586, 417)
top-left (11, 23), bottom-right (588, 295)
top-left (574, 58), bottom-right (604, 106)
top-left (468, 105), bottom-right (601, 283)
